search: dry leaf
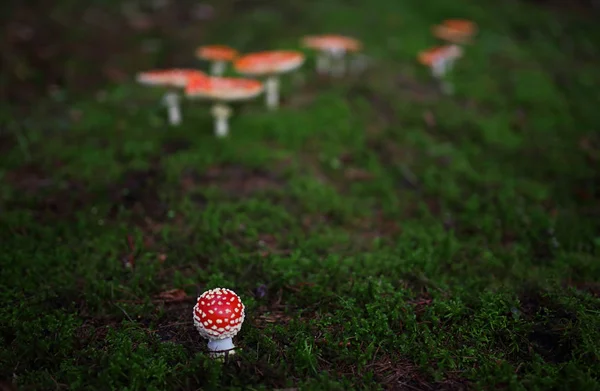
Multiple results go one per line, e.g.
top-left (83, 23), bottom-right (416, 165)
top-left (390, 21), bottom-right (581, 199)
top-left (344, 167), bottom-right (374, 181)
top-left (423, 110), bottom-right (436, 127)
top-left (156, 289), bottom-right (187, 301)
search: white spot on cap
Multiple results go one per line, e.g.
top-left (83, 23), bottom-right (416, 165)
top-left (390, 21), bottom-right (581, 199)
top-left (230, 297), bottom-right (235, 302)
top-left (203, 321), bottom-right (209, 326)
top-left (208, 310), bottom-right (214, 314)
top-left (225, 309), bottom-right (231, 313)
top-left (225, 325), bottom-right (231, 330)
top-left (219, 310), bottom-right (223, 315)
top-left (218, 301), bottom-right (223, 305)
top-left (211, 325), bottom-right (217, 330)
top-left (216, 319), bottom-right (222, 324)
top-left (218, 327), bottom-right (225, 332)
top-left (234, 308), bottom-right (239, 313)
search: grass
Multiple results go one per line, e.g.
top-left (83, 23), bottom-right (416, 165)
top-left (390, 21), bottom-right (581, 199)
top-left (1, 0), bottom-right (600, 389)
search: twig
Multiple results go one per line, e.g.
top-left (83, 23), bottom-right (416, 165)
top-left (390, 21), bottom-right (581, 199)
top-left (8, 123), bottom-right (32, 163)
top-left (124, 234), bottom-right (136, 269)
top-left (114, 304), bottom-right (134, 322)
top-left (115, 295), bottom-right (197, 305)
top-left (158, 322), bottom-right (192, 329)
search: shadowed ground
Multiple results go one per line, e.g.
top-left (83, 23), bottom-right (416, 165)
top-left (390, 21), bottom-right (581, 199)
top-left (1, 0), bottom-right (599, 390)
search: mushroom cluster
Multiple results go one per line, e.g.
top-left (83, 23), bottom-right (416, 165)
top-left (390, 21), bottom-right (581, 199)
top-left (419, 19), bottom-right (477, 94)
top-left (134, 35), bottom-right (366, 135)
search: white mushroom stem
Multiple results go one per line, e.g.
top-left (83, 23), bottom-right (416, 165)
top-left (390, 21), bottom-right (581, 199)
top-left (210, 60), bottom-right (227, 76)
top-left (162, 91), bottom-right (181, 126)
top-left (431, 57), bottom-right (456, 95)
top-left (265, 75), bottom-right (280, 110)
top-left (211, 103), bottom-right (232, 137)
top-left (316, 53), bottom-right (330, 75)
top-left (207, 337), bottom-right (236, 356)
top-left (431, 58), bottom-right (449, 79)
top-left (329, 48), bottom-right (347, 78)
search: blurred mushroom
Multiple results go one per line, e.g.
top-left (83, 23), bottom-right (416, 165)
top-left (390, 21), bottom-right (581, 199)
top-left (432, 19), bottom-right (477, 44)
top-left (196, 45), bottom-right (239, 76)
top-left (193, 288), bottom-right (245, 358)
top-left (301, 35), bottom-right (362, 77)
top-left (417, 45), bottom-right (463, 95)
top-left (136, 69), bottom-right (207, 125)
top-left (185, 75), bottom-right (263, 137)
top-left (234, 50), bottom-right (305, 110)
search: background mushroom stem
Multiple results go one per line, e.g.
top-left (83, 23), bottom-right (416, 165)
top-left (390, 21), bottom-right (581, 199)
top-left (329, 48), bottom-right (346, 77)
top-left (207, 337), bottom-right (236, 356)
top-left (211, 103), bottom-right (232, 137)
top-left (210, 61), bottom-right (227, 76)
top-left (431, 58), bottom-right (449, 79)
top-left (265, 76), bottom-right (280, 110)
top-left (431, 58), bottom-right (454, 95)
top-left (162, 91), bottom-right (181, 126)
top-left (316, 53), bottom-right (330, 74)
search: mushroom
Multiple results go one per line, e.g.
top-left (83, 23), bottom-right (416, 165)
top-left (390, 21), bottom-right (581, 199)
top-left (301, 35), bottom-right (362, 77)
top-left (136, 69), bottom-right (207, 126)
top-left (193, 288), bottom-right (245, 358)
top-left (196, 45), bottom-right (239, 76)
top-left (185, 75), bottom-right (263, 137)
top-left (233, 50), bottom-right (305, 110)
top-left (432, 19), bottom-right (477, 45)
top-left (418, 45), bottom-right (463, 95)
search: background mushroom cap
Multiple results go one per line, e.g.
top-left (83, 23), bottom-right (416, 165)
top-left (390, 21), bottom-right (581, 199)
top-left (196, 45), bottom-right (239, 62)
top-left (193, 288), bottom-right (245, 340)
top-left (137, 69), bottom-right (208, 88)
top-left (432, 19), bottom-right (477, 43)
top-left (234, 51), bottom-right (305, 76)
top-left (443, 19), bottom-right (478, 35)
top-left (417, 45), bottom-right (463, 66)
top-left (185, 75), bottom-right (264, 101)
top-left (301, 34), bottom-right (362, 52)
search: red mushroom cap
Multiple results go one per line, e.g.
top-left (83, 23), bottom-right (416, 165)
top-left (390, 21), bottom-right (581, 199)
top-left (136, 69), bottom-right (208, 88)
top-left (301, 35), bottom-right (362, 52)
top-left (193, 288), bottom-right (245, 340)
top-left (196, 45), bottom-right (239, 62)
top-left (234, 50), bottom-right (305, 76)
top-left (417, 45), bottom-right (463, 66)
top-left (185, 75), bottom-right (263, 101)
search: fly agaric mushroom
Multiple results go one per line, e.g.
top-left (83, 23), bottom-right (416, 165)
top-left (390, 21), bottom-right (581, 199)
top-left (301, 35), bottom-right (362, 77)
top-left (196, 45), bottom-right (239, 76)
top-left (136, 69), bottom-right (207, 126)
top-left (193, 288), bottom-right (245, 357)
top-left (234, 50), bottom-right (305, 110)
top-left (432, 19), bottom-right (477, 44)
top-left (418, 45), bottom-right (463, 95)
top-left (185, 75), bottom-right (263, 137)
